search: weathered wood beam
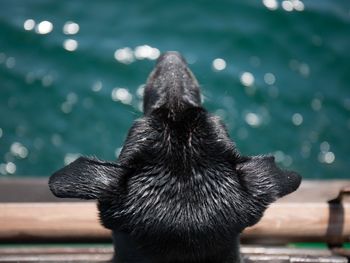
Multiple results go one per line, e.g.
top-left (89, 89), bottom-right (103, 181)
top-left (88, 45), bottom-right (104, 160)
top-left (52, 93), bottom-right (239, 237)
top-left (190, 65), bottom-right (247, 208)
top-left (0, 179), bottom-right (349, 203)
top-left (0, 201), bottom-right (349, 243)
top-left (0, 246), bottom-right (347, 262)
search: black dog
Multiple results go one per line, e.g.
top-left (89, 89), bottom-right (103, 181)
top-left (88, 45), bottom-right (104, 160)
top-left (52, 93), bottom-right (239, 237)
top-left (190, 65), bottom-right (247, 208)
top-left (49, 52), bottom-right (301, 263)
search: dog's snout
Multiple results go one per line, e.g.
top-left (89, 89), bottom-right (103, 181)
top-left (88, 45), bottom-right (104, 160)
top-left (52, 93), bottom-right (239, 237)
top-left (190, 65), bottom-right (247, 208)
top-left (157, 51), bottom-right (186, 66)
top-left (144, 51), bottom-right (201, 116)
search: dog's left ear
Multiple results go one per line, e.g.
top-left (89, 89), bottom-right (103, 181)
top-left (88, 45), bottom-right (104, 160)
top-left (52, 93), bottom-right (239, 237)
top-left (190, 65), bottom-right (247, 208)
top-left (237, 155), bottom-right (302, 199)
top-left (49, 157), bottom-right (125, 200)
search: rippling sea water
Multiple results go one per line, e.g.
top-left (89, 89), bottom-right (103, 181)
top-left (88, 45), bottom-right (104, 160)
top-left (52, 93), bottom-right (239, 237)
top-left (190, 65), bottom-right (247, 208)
top-left (0, 0), bottom-right (349, 178)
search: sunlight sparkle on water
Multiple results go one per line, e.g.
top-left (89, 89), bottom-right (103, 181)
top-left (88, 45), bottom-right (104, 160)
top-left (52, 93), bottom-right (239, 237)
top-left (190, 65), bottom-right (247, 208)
top-left (111, 88), bottom-right (133, 105)
top-left (24, 19), bottom-right (35, 31)
top-left (240, 72), bottom-right (255, 87)
top-left (35, 21), bottom-right (53, 34)
top-left (283, 155), bottom-right (293, 167)
top-left (293, 0), bottom-right (305, 11)
top-left (5, 162), bottom-right (16, 174)
top-left (282, 1), bottom-right (293, 11)
top-left (245, 112), bottom-right (261, 127)
top-left (63, 39), bottom-right (78, 51)
top-left (92, 81), bottom-right (103, 92)
top-left (292, 113), bottom-right (303, 126)
top-left (61, 102), bottom-right (72, 113)
top-left (262, 0), bottom-right (278, 10)
top-left (67, 92), bottom-right (78, 104)
top-left (274, 151), bottom-right (285, 163)
top-left (42, 74), bottom-right (53, 87)
top-left (134, 45), bottom-right (160, 60)
top-left (274, 151), bottom-right (293, 167)
top-left (63, 21), bottom-right (80, 35)
top-left (320, 141), bottom-right (330, 152)
top-left (264, 73), bottom-right (276, 85)
top-left (212, 58), bottom-right (226, 71)
top-left (136, 85), bottom-right (145, 98)
top-left (10, 142), bottom-right (28, 159)
top-left (318, 140), bottom-right (335, 164)
top-left (301, 141), bottom-right (311, 159)
top-left (311, 98), bottom-right (322, 111)
top-left (318, 151), bottom-right (335, 164)
top-left (299, 63), bottom-right (310, 77)
top-left (114, 47), bottom-right (134, 64)
top-left (51, 134), bottom-right (63, 147)
top-left (5, 57), bottom-right (15, 69)
top-left (282, 1), bottom-right (305, 12)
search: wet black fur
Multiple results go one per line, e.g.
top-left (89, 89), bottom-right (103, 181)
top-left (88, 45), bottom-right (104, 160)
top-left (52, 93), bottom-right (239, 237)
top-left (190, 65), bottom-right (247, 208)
top-left (49, 52), bottom-right (301, 263)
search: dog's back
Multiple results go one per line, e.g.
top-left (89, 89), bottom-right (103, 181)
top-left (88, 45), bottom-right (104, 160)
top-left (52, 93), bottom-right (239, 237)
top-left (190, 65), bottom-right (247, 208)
top-left (110, 108), bottom-right (245, 262)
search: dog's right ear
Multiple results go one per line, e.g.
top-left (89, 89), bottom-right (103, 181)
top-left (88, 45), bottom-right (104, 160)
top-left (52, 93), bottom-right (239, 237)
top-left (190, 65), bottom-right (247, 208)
top-left (49, 157), bottom-right (125, 200)
top-left (237, 155), bottom-right (302, 199)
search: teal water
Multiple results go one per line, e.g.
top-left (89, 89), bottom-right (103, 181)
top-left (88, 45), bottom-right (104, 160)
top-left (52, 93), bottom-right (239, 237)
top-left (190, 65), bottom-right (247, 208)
top-left (0, 0), bottom-right (349, 178)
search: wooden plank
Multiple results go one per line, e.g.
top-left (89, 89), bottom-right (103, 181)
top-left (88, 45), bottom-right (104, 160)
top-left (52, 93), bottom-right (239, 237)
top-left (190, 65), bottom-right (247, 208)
top-left (0, 247), bottom-right (113, 255)
top-left (0, 179), bottom-right (349, 203)
top-left (0, 178), bottom-right (78, 202)
top-left (0, 201), bottom-right (349, 243)
top-left (278, 180), bottom-right (350, 203)
top-left (242, 247), bottom-right (348, 263)
top-left (0, 246), bottom-right (347, 262)
top-left (0, 203), bottom-right (110, 241)
top-left (243, 202), bottom-right (350, 243)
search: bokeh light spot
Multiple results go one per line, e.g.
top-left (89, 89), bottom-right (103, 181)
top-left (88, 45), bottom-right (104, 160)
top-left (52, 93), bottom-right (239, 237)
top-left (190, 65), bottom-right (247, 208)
top-left (293, 0), bottom-right (305, 11)
top-left (5, 57), bottom-right (16, 69)
top-left (63, 21), bottom-right (80, 35)
top-left (114, 47), bottom-right (134, 64)
top-left (311, 98), bottom-right (322, 111)
top-left (318, 151), bottom-right (335, 164)
top-left (292, 113), bottom-right (303, 126)
top-left (212, 58), bottom-right (226, 71)
top-left (245, 112), bottom-right (261, 127)
top-left (240, 72), bottom-right (255, 87)
top-left (24, 19), bottom-right (35, 31)
top-left (264, 73), bottom-right (276, 85)
top-left (92, 81), bottom-right (103, 92)
top-left (134, 45), bottom-right (160, 60)
top-left (111, 88), bottom-right (133, 105)
top-left (10, 142), bottom-right (28, 159)
top-left (262, 0), bottom-right (278, 10)
top-left (5, 162), bottom-right (16, 174)
top-left (282, 1), bottom-right (293, 11)
top-left (35, 21), bottom-right (53, 34)
top-left (63, 39), bottom-right (78, 51)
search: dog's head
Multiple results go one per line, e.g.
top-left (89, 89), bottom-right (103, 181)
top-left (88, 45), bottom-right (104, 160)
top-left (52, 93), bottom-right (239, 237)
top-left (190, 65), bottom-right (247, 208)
top-left (49, 51), bottom-right (301, 213)
top-left (49, 52), bottom-right (301, 262)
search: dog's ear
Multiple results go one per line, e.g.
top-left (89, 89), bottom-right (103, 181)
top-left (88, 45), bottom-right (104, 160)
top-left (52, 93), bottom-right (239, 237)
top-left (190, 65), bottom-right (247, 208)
top-left (237, 155), bottom-right (301, 199)
top-left (49, 157), bottom-right (125, 200)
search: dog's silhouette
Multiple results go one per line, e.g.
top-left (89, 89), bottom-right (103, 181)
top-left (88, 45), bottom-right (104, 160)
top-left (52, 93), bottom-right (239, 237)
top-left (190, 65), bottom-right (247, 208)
top-left (49, 51), bottom-right (301, 263)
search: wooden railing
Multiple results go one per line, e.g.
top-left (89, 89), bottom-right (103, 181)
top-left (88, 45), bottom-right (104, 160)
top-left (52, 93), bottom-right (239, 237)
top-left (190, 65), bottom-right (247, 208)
top-left (0, 179), bottom-right (349, 245)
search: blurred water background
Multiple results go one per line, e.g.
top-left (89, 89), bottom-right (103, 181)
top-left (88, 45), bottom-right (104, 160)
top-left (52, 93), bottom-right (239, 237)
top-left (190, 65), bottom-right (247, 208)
top-left (0, 0), bottom-right (349, 178)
